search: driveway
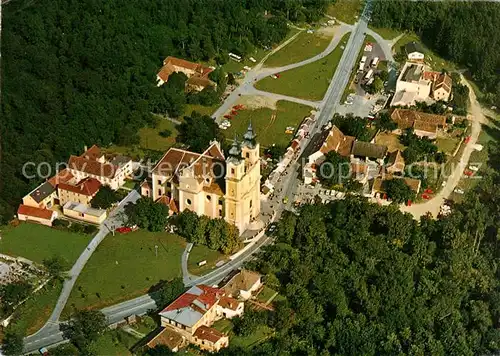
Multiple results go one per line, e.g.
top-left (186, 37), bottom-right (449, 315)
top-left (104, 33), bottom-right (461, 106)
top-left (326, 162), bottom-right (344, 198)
top-left (24, 190), bottom-right (141, 349)
top-left (400, 75), bottom-right (484, 219)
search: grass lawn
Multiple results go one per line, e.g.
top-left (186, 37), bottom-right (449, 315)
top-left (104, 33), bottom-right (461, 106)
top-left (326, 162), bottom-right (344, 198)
top-left (222, 28), bottom-right (300, 74)
top-left (138, 118), bottom-right (178, 152)
top-left (123, 179), bottom-right (137, 190)
top-left (436, 137), bottom-right (460, 155)
top-left (64, 231), bottom-right (186, 313)
top-left (368, 26), bottom-right (401, 40)
top-left (212, 319), bottom-right (274, 350)
top-left (256, 286), bottom-right (278, 304)
top-left (131, 315), bottom-right (158, 335)
top-left (0, 223), bottom-right (92, 265)
top-left (188, 244), bottom-right (228, 276)
top-left (89, 329), bottom-right (138, 355)
top-left (255, 33), bottom-right (350, 101)
top-left (264, 31), bottom-right (331, 68)
top-left (374, 132), bottom-right (405, 152)
top-left (394, 33), bottom-right (456, 72)
top-left (8, 281), bottom-right (62, 335)
top-left (223, 100), bottom-right (313, 148)
top-left (326, 0), bottom-right (362, 25)
top-left (183, 104), bottom-right (219, 118)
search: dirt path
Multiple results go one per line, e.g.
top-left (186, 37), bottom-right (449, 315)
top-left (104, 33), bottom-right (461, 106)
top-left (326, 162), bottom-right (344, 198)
top-left (400, 75), bottom-right (485, 219)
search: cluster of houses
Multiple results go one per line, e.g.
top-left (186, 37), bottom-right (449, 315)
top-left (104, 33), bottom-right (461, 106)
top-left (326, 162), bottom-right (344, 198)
top-left (301, 106), bottom-right (454, 198)
top-left (17, 146), bottom-right (133, 227)
top-left (262, 114), bottom-right (317, 196)
top-left (156, 56), bottom-right (217, 92)
top-left (391, 61), bottom-right (452, 108)
top-left (146, 269), bottom-right (262, 353)
top-left (390, 41), bottom-right (453, 108)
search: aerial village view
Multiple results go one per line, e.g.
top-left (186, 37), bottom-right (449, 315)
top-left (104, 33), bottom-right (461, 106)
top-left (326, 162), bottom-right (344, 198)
top-left (1, 0), bottom-right (500, 355)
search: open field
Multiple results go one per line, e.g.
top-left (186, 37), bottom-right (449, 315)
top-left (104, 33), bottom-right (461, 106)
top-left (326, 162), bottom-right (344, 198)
top-left (183, 104), bottom-right (219, 118)
top-left (368, 26), bottom-right (401, 40)
top-left (138, 118), bottom-right (178, 152)
top-left (394, 33), bottom-right (456, 72)
top-left (256, 286), bottom-right (278, 304)
top-left (326, 0), bottom-right (362, 25)
top-left (0, 223), bottom-right (92, 265)
top-left (223, 100), bottom-right (313, 148)
top-left (264, 30), bottom-right (332, 68)
top-left (436, 137), bottom-right (460, 155)
top-left (64, 231), bottom-right (186, 313)
top-left (374, 132), bottom-right (405, 152)
top-left (188, 244), bottom-right (228, 276)
top-left (8, 281), bottom-right (62, 335)
top-left (90, 329), bottom-right (137, 355)
top-left (222, 28), bottom-right (300, 74)
top-left (255, 33), bottom-right (350, 101)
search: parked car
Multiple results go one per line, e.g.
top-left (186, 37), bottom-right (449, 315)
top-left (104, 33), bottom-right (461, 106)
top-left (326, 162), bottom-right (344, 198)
top-left (116, 227), bottom-right (132, 234)
top-left (454, 188), bottom-right (465, 194)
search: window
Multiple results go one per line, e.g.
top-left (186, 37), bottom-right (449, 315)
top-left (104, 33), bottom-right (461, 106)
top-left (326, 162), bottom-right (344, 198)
top-left (205, 177), bottom-right (210, 184)
top-left (231, 168), bottom-right (235, 175)
top-left (246, 152), bottom-right (250, 158)
top-left (206, 195), bottom-right (211, 201)
top-left (250, 200), bottom-right (253, 208)
top-left (219, 209), bottom-right (222, 216)
top-left (186, 198), bottom-right (192, 205)
top-left (219, 199), bottom-right (223, 205)
top-left (158, 189), bottom-right (162, 196)
top-left (166, 182), bottom-right (171, 188)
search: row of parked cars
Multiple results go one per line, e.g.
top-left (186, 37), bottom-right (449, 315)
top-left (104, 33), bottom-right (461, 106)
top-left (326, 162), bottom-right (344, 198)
top-left (319, 189), bottom-right (345, 199)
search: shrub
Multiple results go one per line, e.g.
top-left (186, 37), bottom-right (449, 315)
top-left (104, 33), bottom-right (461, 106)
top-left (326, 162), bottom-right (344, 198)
top-left (84, 224), bottom-right (99, 235)
top-left (53, 219), bottom-right (70, 229)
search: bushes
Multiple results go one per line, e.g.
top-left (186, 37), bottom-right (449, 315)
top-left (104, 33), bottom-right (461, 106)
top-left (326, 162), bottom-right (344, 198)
top-left (53, 219), bottom-right (98, 235)
top-left (174, 211), bottom-right (241, 254)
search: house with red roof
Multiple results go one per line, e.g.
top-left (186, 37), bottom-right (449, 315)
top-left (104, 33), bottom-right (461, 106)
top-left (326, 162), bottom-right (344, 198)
top-left (156, 56), bottom-right (216, 92)
top-left (152, 284), bottom-right (243, 352)
top-left (17, 204), bottom-right (58, 226)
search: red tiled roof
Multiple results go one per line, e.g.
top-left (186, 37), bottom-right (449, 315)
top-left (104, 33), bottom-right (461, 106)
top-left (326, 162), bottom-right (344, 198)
top-left (82, 145), bottom-right (103, 161)
top-left (48, 169), bottom-right (75, 187)
top-left (219, 296), bottom-right (241, 311)
top-left (186, 76), bottom-right (216, 89)
top-left (68, 155), bottom-right (118, 179)
top-left (320, 125), bottom-right (355, 157)
top-left (17, 204), bottom-right (55, 220)
top-left (390, 109), bottom-right (446, 132)
top-left (158, 57), bottom-right (213, 83)
top-left (163, 285), bottom-right (221, 313)
top-left (193, 325), bottom-right (226, 343)
top-left (153, 143), bottom-right (225, 182)
top-left (58, 177), bottom-right (102, 196)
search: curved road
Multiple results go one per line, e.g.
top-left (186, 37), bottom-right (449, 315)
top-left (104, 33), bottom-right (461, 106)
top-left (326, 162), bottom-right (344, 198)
top-left (400, 76), bottom-right (484, 219)
top-left (211, 22), bottom-right (353, 121)
top-left (22, 3), bottom-right (374, 353)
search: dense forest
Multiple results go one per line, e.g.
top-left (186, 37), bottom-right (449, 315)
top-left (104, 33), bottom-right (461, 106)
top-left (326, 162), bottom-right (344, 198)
top-left (226, 153), bottom-right (500, 354)
top-left (0, 0), bottom-right (329, 223)
top-left (370, 0), bottom-right (500, 107)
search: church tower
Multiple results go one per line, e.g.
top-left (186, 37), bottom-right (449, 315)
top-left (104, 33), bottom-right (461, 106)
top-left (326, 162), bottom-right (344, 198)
top-left (224, 123), bottom-right (261, 233)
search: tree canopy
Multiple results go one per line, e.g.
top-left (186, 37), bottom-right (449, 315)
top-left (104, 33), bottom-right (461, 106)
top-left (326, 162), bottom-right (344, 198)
top-left (124, 197), bottom-right (169, 232)
top-left (238, 192), bottom-right (500, 355)
top-left (0, 0), bottom-right (328, 224)
top-left (62, 309), bottom-right (107, 352)
top-left (370, 0), bottom-right (500, 107)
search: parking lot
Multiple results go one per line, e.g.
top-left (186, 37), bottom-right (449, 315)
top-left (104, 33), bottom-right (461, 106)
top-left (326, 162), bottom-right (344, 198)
top-left (338, 38), bottom-right (392, 118)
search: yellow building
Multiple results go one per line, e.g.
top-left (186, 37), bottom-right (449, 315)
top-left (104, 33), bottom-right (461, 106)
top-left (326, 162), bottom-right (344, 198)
top-left (142, 123), bottom-right (261, 233)
top-left (62, 201), bottom-right (107, 225)
top-left (57, 177), bottom-right (102, 206)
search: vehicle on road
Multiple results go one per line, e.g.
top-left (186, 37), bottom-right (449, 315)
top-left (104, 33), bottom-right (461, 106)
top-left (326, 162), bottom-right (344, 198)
top-left (364, 69), bottom-right (373, 80)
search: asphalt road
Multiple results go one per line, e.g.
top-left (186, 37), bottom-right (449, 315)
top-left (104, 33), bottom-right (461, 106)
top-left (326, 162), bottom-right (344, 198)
top-left (21, 3), bottom-right (373, 353)
top-left (22, 190), bottom-right (141, 354)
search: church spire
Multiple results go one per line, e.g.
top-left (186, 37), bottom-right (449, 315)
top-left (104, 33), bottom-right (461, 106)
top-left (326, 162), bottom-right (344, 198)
top-left (242, 121), bottom-right (256, 148)
top-left (228, 135), bottom-right (242, 161)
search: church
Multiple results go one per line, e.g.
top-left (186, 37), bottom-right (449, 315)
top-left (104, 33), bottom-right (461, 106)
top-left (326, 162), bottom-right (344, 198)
top-left (141, 123), bottom-right (261, 233)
